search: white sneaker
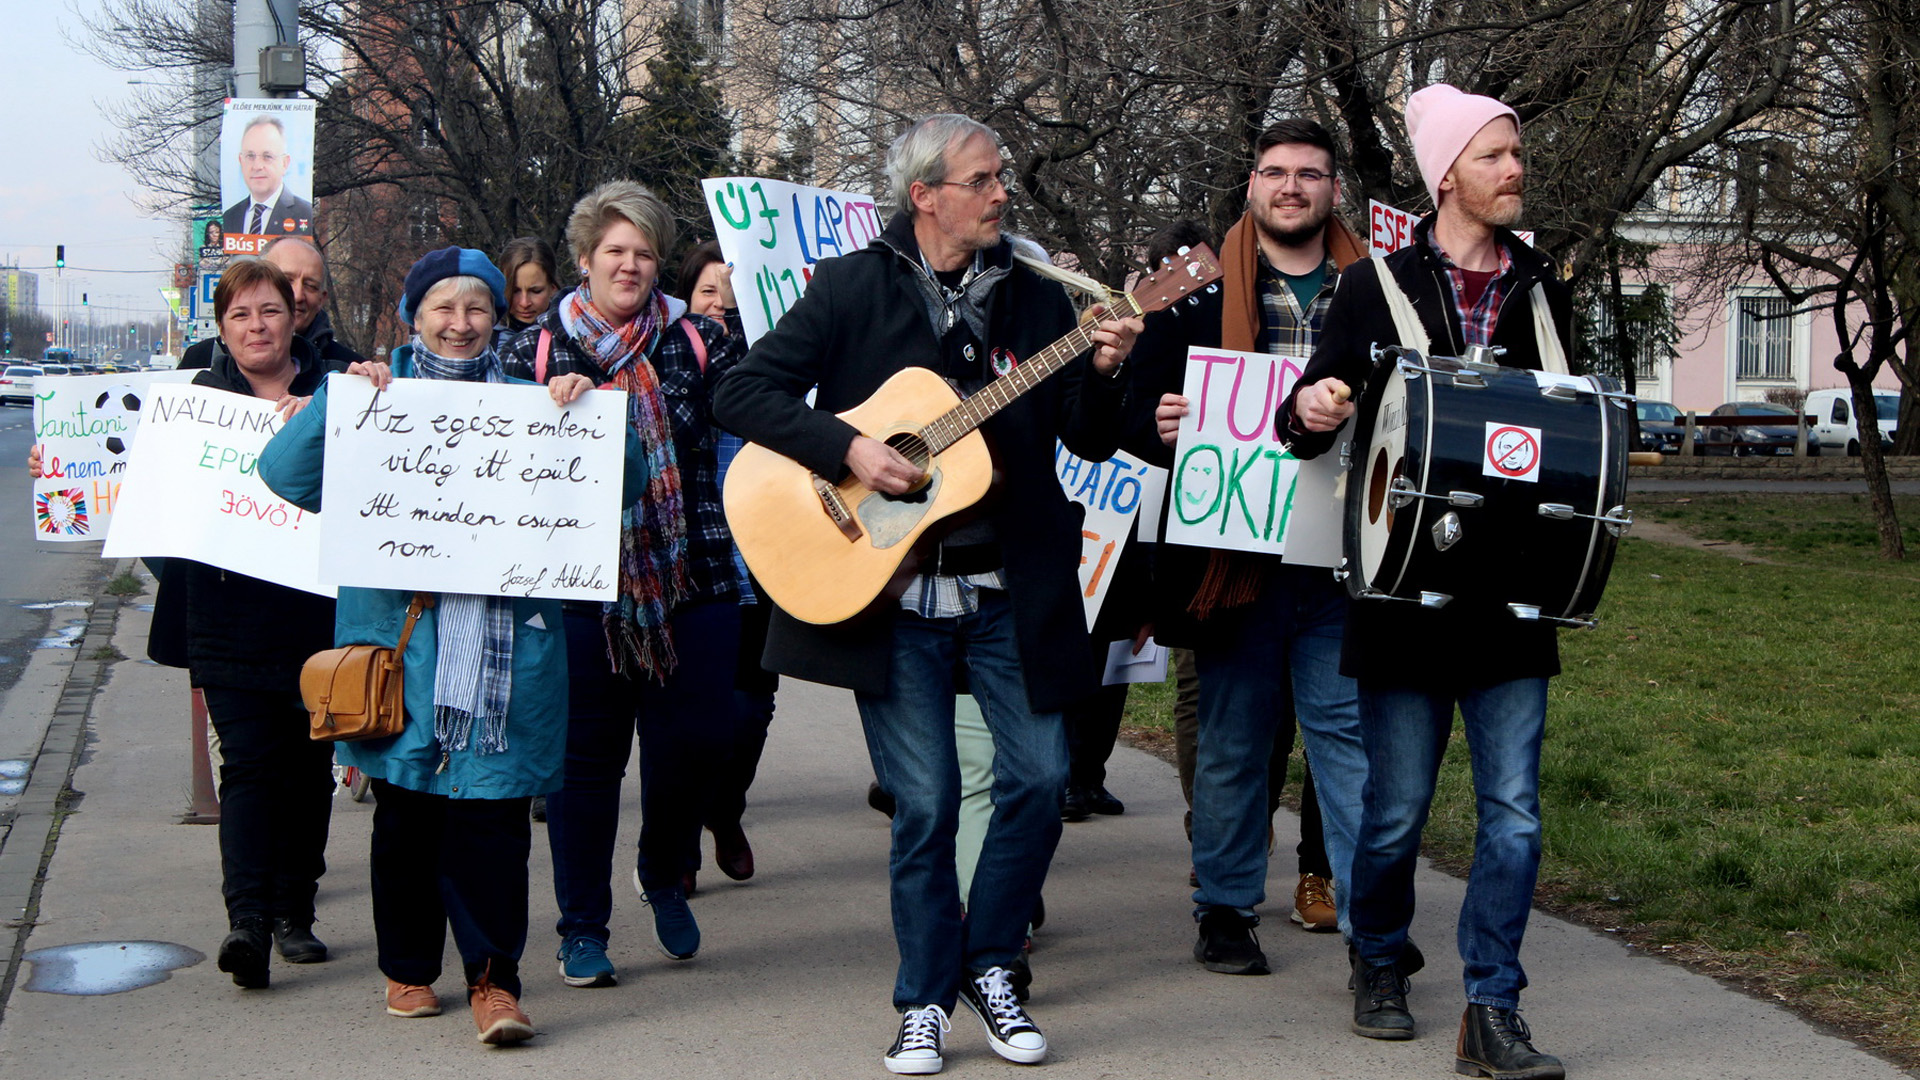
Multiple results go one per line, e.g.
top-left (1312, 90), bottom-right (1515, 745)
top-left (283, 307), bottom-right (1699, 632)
top-left (884, 1004), bottom-right (951, 1075)
top-left (960, 966), bottom-right (1047, 1064)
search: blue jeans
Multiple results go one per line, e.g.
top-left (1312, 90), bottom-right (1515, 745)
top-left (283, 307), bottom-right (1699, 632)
top-left (1190, 566), bottom-right (1363, 932)
top-left (545, 601), bottom-right (742, 944)
top-left (855, 590), bottom-right (1066, 1012)
top-left (1347, 678), bottom-right (1548, 1008)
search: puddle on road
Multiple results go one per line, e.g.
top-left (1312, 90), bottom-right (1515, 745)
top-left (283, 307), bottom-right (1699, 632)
top-left (20, 601), bottom-right (93, 610)
top-left (0, 759), bottom-right (26, 796)
top-left (22, 941), bottom-right (204, 995)
top-left (36, 621), bottom-right (87, 649)
top-left (133, 604), bottom-right (154, 613)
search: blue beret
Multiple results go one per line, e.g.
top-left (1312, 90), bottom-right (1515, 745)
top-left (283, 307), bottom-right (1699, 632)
top-left (396, 247), bottom-right (509, 327)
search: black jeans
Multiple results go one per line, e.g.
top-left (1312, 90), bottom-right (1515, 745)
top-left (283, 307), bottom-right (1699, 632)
top-left (369, 780), bottom-right (531, 997)
top-left (201, 684), bottom-right (335, 925)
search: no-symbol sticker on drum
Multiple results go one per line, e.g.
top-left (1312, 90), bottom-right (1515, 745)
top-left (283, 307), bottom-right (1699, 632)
top-left (1483, 422), bottom-right (1543, 482)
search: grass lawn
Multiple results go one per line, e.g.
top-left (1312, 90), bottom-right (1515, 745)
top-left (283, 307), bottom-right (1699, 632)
top-left (1120, 491), bottom-right (1920, 1066)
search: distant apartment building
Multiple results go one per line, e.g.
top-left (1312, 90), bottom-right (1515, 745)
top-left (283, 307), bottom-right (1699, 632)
top-left (2, 268), bottom-right (39, 316)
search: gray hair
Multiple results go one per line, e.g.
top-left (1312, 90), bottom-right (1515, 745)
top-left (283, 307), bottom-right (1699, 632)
top-left (886, 114), bottom-right (999, 212)
top-left (420, 274), bottom-right (497, 316)
top-left (565, 180), bottom-right (677, 270)
top-left (261, 235), bottom-right (331, 294)
top-left (242, 114), bottom-right (287, 140)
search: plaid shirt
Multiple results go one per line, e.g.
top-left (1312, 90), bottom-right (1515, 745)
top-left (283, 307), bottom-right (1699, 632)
top-left (1258, 252), bottom-right (1340, 359)
top-left (500, 303), bottom-right (747, 607)
top-left (899, 570), bottom-right (1007, 618)
top-left (1425, 231), bottom-right (1516, 349)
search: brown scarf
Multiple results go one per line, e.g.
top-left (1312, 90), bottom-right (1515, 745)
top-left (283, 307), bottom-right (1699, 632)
top-left (1190, 213), bottom-right (1368, 620)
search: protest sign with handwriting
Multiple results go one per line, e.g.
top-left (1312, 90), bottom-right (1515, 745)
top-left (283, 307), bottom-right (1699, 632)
top-left (318, 375), bottom-right (626, 601)
top-left (101, 383), bottom-right (331, 596)
top-left (1164, 347), bottom-right (1341, 566)
top-left (31, 370), bottom-right (196, 542)
top-left (702, 177), bottom-right (883, 343)
top-left (1056, 442), bottom-right (1165, 629)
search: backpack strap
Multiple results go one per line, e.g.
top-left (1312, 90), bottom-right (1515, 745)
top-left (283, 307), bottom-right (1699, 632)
top-left (680, 318), bottom-right (708, 372)
top-left (535, 328), bottom-right (552, 384)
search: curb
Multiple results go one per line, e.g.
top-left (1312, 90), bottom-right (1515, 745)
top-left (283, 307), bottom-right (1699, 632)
top-left (0, 557), bottom-right (133, 1027)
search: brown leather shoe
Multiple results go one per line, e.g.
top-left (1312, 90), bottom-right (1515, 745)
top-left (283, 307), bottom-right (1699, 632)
top-left (469, 974), bottom-right (535, 1045)
top-left (385, 979), bottom-right (442, 1018)
top-left (1290, 873), bottom-right (1338, 932)
top-left (710, 820), bottom-right (755, 881)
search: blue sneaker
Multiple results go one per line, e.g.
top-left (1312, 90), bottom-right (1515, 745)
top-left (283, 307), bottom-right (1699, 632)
top-left (635, 871), bottom-right (700, 960)
top-left (557, 935), bottom-right (616, 988)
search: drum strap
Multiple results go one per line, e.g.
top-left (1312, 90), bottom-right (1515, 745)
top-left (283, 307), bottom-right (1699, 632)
top-left (1531, 283), bottom-right (1570, 374)
top-left (1372, 257), bottom-right (1430, 357)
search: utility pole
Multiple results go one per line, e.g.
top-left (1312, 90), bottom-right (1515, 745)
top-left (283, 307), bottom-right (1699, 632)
top-left (233, 0), bottom-right (301, 100)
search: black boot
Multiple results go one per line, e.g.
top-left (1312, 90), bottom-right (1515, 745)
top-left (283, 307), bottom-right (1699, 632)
top-left (218, 916), bottom-right (271, 989)
top-left (1350, 951), bottom-right (1414, 1039)
top-left (1060, 786), bottom-right (1092, 822)
top-left (1455, 1004), bottom-right (1565, 1079)
top-left (272, 917), bottom-right (329, 964)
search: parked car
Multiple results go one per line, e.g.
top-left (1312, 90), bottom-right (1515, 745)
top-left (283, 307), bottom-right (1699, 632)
top-left (1805, 387), bottom-right (1899, 456)
top-left (0, 365), bottom-right (41, 406)
top-left (1698, 400), bottom-right (1816, 456)
top-left (1636, 400), bottom-right (1686, 454)
top-left (38, 364), bottom-right (70, 377)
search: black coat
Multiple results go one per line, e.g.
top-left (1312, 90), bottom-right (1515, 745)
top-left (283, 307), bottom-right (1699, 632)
top-left (1279, 218), bottom-right (1574, 688)
top-left (711, 213), bottom-right (1129, 711)
top-left (147, 337), bottom-right (339, 690)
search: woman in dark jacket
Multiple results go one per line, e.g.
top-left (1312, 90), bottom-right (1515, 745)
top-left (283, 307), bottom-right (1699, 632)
top-left (36, 258), bottom-right (383, 988)
top-left (494, 236), bottom-right (560, 350)
top-left (498, 181), bottom-right (747, 990)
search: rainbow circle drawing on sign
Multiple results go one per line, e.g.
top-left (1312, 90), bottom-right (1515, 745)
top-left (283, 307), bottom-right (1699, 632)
top-left (35, 490), bottom-right (90, 536)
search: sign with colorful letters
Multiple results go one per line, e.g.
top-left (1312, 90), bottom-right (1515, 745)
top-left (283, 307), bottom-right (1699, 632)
top-left (101, 383), bottom-right (331, 596)
top-left (32, 371), bottom-right (195, 543)
top-left (1163, 347), bottom-right (1341, 566)
top-left (1055, 443), bottom-right (1165, 629)
top-left (702, 177), bottom-right (885, 344)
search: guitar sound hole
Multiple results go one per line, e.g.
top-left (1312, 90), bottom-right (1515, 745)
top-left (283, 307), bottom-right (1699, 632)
top-left (885, 432), bottom-right (932, 471)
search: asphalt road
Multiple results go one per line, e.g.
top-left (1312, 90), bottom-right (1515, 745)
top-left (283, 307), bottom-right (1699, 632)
top-left (0, 403), bottom-right (116, 699)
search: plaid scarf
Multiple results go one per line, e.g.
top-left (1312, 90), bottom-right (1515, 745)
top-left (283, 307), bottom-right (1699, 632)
top-left (408, 336), bottom-right (515, 754)
top-left (559, 286), bottom-right (689, 681)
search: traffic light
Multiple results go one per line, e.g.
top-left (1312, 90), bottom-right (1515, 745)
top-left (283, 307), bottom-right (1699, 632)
top-left (55, 245), bottom-right (65, 268)
top-left (82, 293), bottom-right (88, 306)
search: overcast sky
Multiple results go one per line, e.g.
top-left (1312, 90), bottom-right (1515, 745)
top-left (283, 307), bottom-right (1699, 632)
top-left (0, 3), bottom-right (181, 323)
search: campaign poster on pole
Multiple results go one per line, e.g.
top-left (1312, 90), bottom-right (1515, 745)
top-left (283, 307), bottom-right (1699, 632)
top-left (1055, 442), bottom-right (1164, 630)
top-left (220, 98), bottom-right (318, 255)
top-left (31, 370), bottom-right (197, 542)
top-left (1162, 347), bottom-right (1341, 566)
top-left (701, 178), bottom-right (885, 343)
top-left (317, 375), bottom-right (628, 600)
top-left (100, 384), bottom-right (331, 595)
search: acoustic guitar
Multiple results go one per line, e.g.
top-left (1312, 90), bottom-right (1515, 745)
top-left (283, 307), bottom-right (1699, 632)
top-left (723, 246), bottom-right (1224, 625)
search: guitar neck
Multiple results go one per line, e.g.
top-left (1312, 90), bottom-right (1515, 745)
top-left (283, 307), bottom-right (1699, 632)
top-left (921, 291), bottom-right (1146, 454)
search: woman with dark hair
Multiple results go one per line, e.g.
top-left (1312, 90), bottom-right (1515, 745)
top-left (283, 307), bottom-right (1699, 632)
top-left (31, 258), bottom-right (385, 990)
top-left (498, 181), bottom-right (747, 991)
top-left (495, 236), bottom-right (561, 348)
top-left (671, 238), bottom-right (772, 889)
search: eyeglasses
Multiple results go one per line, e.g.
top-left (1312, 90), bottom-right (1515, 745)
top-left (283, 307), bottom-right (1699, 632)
top-left (1254, 167), bottom-right (1332, 187)
top-left (938, 168), bottom-right (1016, 194)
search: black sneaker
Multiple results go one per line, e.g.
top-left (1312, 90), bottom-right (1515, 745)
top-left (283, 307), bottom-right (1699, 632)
top-left (884, 1003), bottom-right (950, 1075)
top-left (1084, 786), bottom-right (1125, 815)
top-left (217, 916), bottom-right (271, 989)
top-left (960, 966), bottom-right (1047, 1063)
top-left (1456, 1004), bottom-right (1565, 1079)
top-left (1193, 907), bottom-right (1270, 975)
top-left (1351, 953), bottom-right (1415, 1040)
top-left (271, 917), bottom-right (328, 963)
top-left (1060, 786), bottom-right (1092, 822)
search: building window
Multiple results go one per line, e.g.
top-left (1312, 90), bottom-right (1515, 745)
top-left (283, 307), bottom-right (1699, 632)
top-left (1735, 294), bottom-right (1794, 381)
top-left (1587, 296), bottom-right (1665, 380)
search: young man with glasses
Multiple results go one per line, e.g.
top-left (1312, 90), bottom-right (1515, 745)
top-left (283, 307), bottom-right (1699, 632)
top-left (1123, 118), bottom-right (1375, 981)
top-left (714, 113), bottom-right (1141, 1075)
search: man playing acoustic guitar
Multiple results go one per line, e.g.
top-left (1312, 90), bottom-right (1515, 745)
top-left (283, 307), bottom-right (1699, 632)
top-left (712, 114), bottom-right (1141, 1074)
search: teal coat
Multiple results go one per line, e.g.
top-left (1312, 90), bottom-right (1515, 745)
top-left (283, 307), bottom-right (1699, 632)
top-left (259, 348), bottom-right (647, 798)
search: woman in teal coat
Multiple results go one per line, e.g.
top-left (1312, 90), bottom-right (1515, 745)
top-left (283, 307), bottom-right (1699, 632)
top-left (262, 247), bottom-right (641, 1047)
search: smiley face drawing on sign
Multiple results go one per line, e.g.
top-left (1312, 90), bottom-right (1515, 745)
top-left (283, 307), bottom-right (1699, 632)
top-left (1483, 422), bottom-right (1543, 482)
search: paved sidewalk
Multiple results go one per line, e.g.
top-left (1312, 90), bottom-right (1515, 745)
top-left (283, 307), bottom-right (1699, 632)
top-left (0, 598), bottom-right (1905, 1079)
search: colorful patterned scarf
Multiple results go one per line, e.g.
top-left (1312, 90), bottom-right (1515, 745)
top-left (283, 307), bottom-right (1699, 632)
top-left (559, 286), bottom-right (689, 681)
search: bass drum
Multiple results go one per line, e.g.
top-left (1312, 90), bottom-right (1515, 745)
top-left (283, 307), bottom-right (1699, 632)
top-left (1343, 353), bottom-right (1632, 626)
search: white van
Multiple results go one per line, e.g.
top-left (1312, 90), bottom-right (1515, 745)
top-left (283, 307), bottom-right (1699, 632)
top-left (1805, 387), bottom-right (1900, 455)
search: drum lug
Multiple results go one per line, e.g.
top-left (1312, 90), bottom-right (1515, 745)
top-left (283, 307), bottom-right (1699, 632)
top-left (1460, 344), bottom-right (1506, 371)
top-left (1390, 477), bottom-right (1484, 510)
top-left (1508, 603), bottom-right (1597, 629)
top-left (1538, 382), bottom-right (1580, 402)
top-left (1431, 511), bottom-right (1463, 551)
top-left (1537, 502), bottom-right (1635, 536)
top-left (1332, 557), bottom-right (1350, 582)
top-left (1451, 371), bottom-right (1488, 389)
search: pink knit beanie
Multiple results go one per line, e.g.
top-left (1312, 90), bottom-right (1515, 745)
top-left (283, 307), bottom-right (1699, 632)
top-left (1406, 84), bottom-right (1519, 209)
